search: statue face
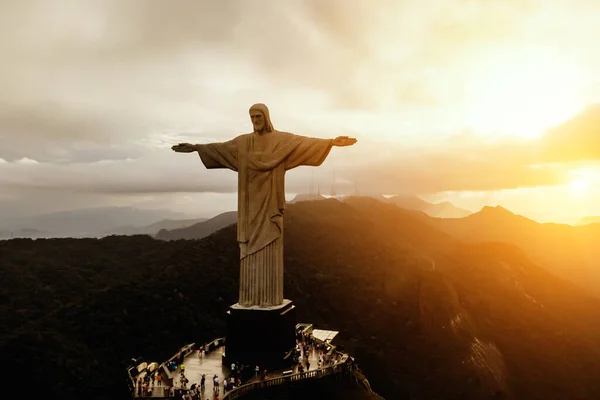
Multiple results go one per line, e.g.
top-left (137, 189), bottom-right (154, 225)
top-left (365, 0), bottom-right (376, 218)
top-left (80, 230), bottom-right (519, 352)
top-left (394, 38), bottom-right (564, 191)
top-left (250, 110), bottom-right (265, 132)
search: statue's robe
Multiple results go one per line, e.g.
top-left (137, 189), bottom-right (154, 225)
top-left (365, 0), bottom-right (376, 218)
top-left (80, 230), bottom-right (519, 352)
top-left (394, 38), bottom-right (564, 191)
top-left (196, 130), bottom-right (333, 307)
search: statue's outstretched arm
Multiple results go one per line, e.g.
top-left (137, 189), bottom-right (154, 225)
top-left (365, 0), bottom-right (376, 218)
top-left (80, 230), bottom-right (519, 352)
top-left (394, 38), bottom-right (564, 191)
top-left (172, 140), bottom-right (239, 171)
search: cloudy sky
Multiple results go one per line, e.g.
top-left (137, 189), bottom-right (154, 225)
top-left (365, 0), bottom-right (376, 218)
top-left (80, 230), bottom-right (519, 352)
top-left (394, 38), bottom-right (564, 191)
top-left (1, 0), bottom-right (599, 223)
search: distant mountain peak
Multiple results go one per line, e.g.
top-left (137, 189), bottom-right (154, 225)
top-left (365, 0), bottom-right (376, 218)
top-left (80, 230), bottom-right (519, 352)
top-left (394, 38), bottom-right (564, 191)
top-left (466, 206), bottom-right (541, 228)
top-left (578, 216), bottom-right (600, 226)
top-left (288, 193), bottom-right (327, 203)
top-left (380, 195), bottom-right (472, 218)
top-left (479, 205), bottom-right (514, 215)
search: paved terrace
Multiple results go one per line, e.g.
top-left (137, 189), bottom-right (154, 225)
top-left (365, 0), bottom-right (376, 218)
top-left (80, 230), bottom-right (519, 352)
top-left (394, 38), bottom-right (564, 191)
top-left (129, 336), bottom-right (360, 399)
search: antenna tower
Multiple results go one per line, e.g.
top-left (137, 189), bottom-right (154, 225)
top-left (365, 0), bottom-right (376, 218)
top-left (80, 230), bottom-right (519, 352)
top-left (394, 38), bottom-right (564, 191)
top-left (331, 169), bottom-right (337, 198)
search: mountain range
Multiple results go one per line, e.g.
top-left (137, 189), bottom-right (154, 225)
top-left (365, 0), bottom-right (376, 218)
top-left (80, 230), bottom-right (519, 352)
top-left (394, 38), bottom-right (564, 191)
top-left (155, 211), bottom-right (237, 241)
top-left (289, 193), bottom-right (473, 218)
top-left (380, 194), bottom-right (472, 218)
top-left (105, 217), bottom-right (208, 236)
top-left (154, 197), bottom-right (600, 299)
top-left (154, 194), bottom-right (471, 242)
top-left (0, 207), bottom-right (200, 239)
top-left (424, 205), bottom-right (600, 297)
top-left (3, 195), bottom-right (598, 242)
top-left (4, 197), bottom-right (600, 399)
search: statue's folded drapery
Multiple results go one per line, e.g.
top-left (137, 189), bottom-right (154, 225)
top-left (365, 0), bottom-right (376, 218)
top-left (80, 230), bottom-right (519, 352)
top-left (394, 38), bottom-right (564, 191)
top-left (196, 130), bottom-right (333, 307)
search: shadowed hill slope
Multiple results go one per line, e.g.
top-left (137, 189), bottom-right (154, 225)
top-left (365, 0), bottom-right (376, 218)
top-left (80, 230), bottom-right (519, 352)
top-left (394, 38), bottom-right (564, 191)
top-left (2, 199), bottom-right (600, 399)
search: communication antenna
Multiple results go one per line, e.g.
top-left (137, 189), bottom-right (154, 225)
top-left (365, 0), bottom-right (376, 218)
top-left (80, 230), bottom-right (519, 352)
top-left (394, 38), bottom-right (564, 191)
top-left (331, 168), bottom-right (337, 198)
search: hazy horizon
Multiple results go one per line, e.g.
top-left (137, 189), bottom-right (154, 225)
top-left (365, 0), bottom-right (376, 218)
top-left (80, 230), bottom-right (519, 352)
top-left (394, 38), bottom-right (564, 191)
top-left (0, 194), bottom-right (592, 228)
top-left (1, 0), bottom-right (599, 223)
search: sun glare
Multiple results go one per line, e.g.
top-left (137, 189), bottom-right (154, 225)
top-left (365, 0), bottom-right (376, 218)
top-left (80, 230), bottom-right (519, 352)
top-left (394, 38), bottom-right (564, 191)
top-left (569, 177), bottom-right (591, 197)
top-left (464, 49), bottom-right (583, 139)
top-left (566, 167), bottom-right (599, 198)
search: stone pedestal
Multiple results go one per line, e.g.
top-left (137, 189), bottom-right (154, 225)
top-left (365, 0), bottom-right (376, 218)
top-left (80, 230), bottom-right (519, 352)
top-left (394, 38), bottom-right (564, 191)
top-left (224, 299), bottom-right (296, 371)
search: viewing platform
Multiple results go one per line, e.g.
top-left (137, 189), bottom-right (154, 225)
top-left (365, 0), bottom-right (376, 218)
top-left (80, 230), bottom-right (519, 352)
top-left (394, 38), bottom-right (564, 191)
top-left (128, 324), bottom-right (376, 399)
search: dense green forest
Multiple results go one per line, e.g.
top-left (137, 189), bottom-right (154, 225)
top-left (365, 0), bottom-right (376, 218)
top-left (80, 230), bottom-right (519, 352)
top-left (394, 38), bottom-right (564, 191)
top-left (2, 198), bottom-right (600, 400)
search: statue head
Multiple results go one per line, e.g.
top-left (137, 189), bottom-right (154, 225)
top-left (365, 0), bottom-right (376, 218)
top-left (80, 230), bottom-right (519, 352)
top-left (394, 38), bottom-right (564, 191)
top-left (249, 103), bottom-right (274, 134)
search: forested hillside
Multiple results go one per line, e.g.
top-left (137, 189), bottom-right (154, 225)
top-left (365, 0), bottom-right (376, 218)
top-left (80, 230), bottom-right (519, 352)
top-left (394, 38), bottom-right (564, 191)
top-left (3, 199), bottom-right (600, 400)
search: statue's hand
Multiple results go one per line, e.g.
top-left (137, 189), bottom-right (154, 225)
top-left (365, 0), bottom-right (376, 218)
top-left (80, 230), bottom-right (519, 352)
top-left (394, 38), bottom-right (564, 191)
top-left (171, 143), bottom-right (196, 153)
top-left (332, 136), bottom-right (357, 147)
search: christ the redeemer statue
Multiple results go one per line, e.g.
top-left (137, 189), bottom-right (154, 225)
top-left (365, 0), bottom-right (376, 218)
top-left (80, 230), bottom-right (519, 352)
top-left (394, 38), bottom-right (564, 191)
top-left (172, 103), bottom-right (356, 308)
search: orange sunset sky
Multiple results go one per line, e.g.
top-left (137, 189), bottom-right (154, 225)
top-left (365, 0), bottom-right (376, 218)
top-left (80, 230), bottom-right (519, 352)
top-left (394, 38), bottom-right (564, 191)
top-left (0, 0), bottom-right (599, 224)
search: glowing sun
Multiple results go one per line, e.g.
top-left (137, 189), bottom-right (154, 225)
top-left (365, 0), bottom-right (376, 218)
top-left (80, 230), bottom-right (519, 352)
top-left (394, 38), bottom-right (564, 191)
top-left (569, 177), bottom-right (591, 197)
top-left (464, 48), bottom-right (583, 139)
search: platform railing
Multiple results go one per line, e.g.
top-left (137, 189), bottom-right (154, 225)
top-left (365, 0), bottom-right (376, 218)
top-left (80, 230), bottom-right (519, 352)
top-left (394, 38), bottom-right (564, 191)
top-left (222, 360), bottom-right (351, 399)
top-left (130, 361), bottom-right (364, 400)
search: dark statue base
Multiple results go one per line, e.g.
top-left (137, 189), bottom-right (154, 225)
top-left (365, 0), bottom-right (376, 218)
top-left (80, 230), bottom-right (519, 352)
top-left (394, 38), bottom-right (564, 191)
top-left (224, 299), bottom-right (296, 371)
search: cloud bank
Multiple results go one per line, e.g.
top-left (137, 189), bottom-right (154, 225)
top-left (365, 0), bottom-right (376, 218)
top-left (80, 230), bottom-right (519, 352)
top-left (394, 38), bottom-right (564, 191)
top-left (1, 0), bottom-right (599, 217)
